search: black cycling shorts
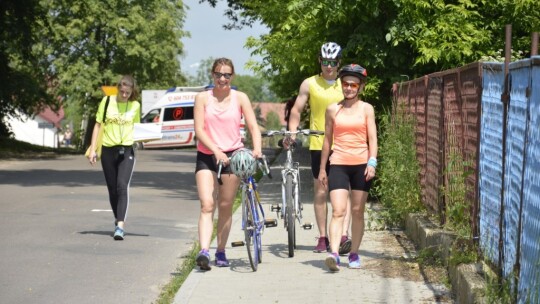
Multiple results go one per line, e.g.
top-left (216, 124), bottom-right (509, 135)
top-left (195, 151), bottom-right (236, 174)
top-left (310, 150), bottom-right (331, 179)
top-left (328, 164), bottom-right (372, 192)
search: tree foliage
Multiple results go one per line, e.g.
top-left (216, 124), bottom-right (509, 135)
top-left (0, 0), bottom-right (52, 136)
top-left (232, 74), bottom-right (277, 102)
top-left (185, 57), bottom-right (215, 86)
top-left (36, 0), bottom-right (188, 111)
top-left (200, 0), bottom-right (540, 108)
top-left (186, 56), bottom-right (278, 102)
top-left (1, 0), bottom-right (188, 138)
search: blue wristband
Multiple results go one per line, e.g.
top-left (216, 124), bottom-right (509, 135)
top-left (367, 157), bottom-right (377, 168)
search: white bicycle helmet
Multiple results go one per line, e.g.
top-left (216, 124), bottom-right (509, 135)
top-left (320, 42), bottom-right (342, 59)
top-left (230, 148), bottom-right (257, 179)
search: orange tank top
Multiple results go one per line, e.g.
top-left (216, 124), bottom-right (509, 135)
top-left (329, 102), bottom-right (369, 165)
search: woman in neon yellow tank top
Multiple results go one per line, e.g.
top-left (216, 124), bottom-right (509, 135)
top-left (318, 64), bottom-right (378, 272)
top-left (87, 75), bottom-right (141, 241)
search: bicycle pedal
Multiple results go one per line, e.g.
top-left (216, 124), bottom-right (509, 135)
top-left (270, 204), bottom-right (281, 212)
top-left (265, 219), bottom-right (278, 228)
top-left (231, 241), bottom-right (245, 247)
top-left (302, 222), bottom-right (313, 230)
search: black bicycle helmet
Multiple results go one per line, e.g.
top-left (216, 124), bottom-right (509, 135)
top-left (338, 64), bottom-right (368, 80)
top-left (320, 42), bottom-right (342, 59)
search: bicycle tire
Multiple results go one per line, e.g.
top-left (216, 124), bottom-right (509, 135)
top-left (244, 191), bottom-right (258, 271)
top-left (285, 174), bottom-right (295, 257)
top-left (254, 191), bottom-right (263, 263)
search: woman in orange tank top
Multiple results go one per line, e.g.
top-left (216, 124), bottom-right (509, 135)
top-left (318, 64), bottom-right (378, 271)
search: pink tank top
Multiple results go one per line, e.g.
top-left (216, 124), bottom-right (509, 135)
top-left (329, 103), bottom-right (369, 165)
top-left (197, 90), bottom-right (244, 154)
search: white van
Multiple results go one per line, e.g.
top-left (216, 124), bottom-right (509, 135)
top-left (139, 86), bottom-right (245, 149)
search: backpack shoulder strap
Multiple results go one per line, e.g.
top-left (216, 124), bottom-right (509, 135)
top-left (102, 95), bottom-right (111, 123)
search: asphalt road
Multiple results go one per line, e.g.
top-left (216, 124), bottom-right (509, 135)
top-left (0, 149), bottom-right (201, 304)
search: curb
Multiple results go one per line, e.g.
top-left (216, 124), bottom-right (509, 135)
top-left (405, 213), bottom-right (487, 303)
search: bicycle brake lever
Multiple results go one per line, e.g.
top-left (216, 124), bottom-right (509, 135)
top-left (262, 155), bottom-right (272, 179)
top-left (217, 160), bottom-right (223, 185)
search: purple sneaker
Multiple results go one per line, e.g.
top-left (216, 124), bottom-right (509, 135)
top-left (348, 252), bottom-right (361, 269)
top-left (325, 252), bottom-right (340, 272)
top-left (313, 236), bottom-right (330, 253)
top-left (215, 250), bottom-right (230, 267)
top-left (196, 249), bottom-right (211, 271)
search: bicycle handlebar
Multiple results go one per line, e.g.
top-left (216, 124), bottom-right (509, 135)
top-left (216, 154), bottom-right (272, 185)
top-left (262, 129), bottom-right (324, 137)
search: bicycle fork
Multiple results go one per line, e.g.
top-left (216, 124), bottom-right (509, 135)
top-left (274, 169), bottom-right (313, 230)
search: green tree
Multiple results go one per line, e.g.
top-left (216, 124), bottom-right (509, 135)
top-left (186, 57), bottom-right (215, 86)
top-left (0, 0), bottom-right (53, 137)
top-left (232, 74), bottom-right (277, 102)
top-left (264, 110), bottom-right (281, 147)
top-left (200, 0), bottom-right (540, 108)
top-left (32, 0), bottom-right (188, 145)
top-left (186, 56), bottom-right (278, 102)
top-left (37, 0), bottom-right (188, 94)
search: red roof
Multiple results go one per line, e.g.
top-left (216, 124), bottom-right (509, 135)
top-left (252, 102), bottom-right (286, 127)
top-left (39, 107), bottom-right (65, 128)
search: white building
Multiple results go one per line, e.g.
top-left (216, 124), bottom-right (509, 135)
top-left (6, 107), bottom-right (65, 148)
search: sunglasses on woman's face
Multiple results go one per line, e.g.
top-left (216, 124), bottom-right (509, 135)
top-left (321, 59), bottom-right (339, 67)
top-left (213, 72), bottom-right (233, 79)
top-left (341, 81), bottom-right (360, 90)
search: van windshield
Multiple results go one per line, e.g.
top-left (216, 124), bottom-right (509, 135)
top-left (163, 106), bottom-right (194, 122)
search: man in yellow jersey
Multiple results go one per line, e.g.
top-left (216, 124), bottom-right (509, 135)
top-left (287, 42), bottom-right (352, 254)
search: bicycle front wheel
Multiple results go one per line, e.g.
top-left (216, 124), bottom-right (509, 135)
top-left (285, 174), bottom-right (295, 257)
top-left (244, 191), bottom-right (259, 271)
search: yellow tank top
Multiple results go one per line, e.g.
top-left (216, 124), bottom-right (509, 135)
top-left (308, 75), bottom-right (343, 150)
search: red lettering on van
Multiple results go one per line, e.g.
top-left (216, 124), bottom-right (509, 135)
top-left (173, 107), bottom-right (184, 120)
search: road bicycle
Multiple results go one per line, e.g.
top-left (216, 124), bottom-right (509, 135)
top-left (218, 154), bottom-right (276, 271)
top-left (262, 129), bottom-right (324, 257)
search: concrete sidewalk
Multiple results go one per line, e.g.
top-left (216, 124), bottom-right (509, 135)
top-left (174, 147), bottom-right (452, 304)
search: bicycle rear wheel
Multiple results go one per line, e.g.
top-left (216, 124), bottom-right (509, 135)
top-left (244, 191), bottom-right (259, 271)
top-left (285, 174), bottom-right (295, 257)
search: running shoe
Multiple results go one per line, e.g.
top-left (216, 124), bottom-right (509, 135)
top-left (113, 227), bottom-right (124, 241)
top-left (348, 252), bottom-right (361, 269)
top-left (339, 235), bottom-right (352, 255)
top-left (325, 252), bottom-right (340, 272)
top-left (215, 250), bottom-right (230, 267)
top-left (313, 236), bottom-right (330, 253)
top-left (196, 249), bottom-right (211, 271)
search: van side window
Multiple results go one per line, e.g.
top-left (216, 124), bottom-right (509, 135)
top-left (142, 109), bottom-right (160, 123)
top-left (163, 106), bottom-right (194, 122)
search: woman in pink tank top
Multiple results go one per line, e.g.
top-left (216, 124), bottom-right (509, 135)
top-left (318, 64), bottom-right (378, 272)
top-left (193, 58), bottom-right (262, 270)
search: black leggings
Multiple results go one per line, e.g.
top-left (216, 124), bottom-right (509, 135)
top-left (101, 146), bottom-right (136, 222)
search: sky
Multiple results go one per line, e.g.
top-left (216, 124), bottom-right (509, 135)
top-left (181, 0), bottom-right (268, 76)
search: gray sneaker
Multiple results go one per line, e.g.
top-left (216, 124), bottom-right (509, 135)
top-left (113, 227), bottom-right (124, 240)
top-left (325, 253), bottom-right (340, 272)
top-left (196, 249), bottom-right (211, 271)
top-left (339, 235), bottom-right (352, 255)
